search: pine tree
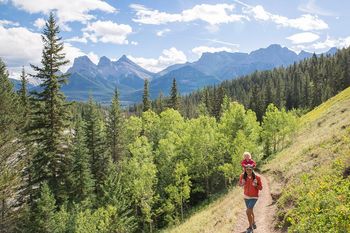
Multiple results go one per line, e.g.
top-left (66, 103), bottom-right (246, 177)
top-left (71, 117), bottom-right (95, 206)
top-left (143, 79), bottom-right (151, 112)
top-left (0, 58), bottom-right (22, 232)
top-left (29, 12), bottom-right (70, 203)
top-left (169, 78), bottom-right (180, 110)
top-left (107, 89), bottom-right (125, 163)
top-left (18, 66), bottom-right (28, 109)
top-left (155, 91), bottom-right (164, 113)
top-left (85, 98), bottom-right (109, 200)
top-left (31, 182), bottom-right (57, 233)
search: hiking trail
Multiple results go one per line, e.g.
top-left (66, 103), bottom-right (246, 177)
top-left (232, 174), bottom-right (280, 233)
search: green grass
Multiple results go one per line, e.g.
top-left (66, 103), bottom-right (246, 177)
top-left (263, 86), bottom-right (350, 232)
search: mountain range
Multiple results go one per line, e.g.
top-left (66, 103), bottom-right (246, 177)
top-left (11, 44), bottom-right (337, 104)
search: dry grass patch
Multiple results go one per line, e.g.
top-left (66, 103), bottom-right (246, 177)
top-left (162, 187), bottom-right (243, 233)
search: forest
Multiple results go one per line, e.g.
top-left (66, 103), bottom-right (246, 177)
top-left (1, 13), bottom-right (349, 233)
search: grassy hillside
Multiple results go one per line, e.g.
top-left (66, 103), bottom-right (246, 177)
top-left (162, 86), bottom-right (350, 233)
top-left (161, 188), bottom-right (243, 233)
top-left (264, 86), bottom-right (350, 232)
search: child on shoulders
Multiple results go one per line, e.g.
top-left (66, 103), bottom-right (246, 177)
top-left (241, 151), bottom-right (256, 172)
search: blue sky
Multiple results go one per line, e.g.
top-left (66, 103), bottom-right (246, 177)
top-left (0, 0), bottom-right (349, 80)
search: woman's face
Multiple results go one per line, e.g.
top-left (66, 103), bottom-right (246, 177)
top-left (246, 168), bottom-right (253, 175)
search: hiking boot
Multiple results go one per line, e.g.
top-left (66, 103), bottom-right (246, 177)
top-left (252, 222), bottom-right (257, 229)
top-left (246, 227), bottom-right (253, 233)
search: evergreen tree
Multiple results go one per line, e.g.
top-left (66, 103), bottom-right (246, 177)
top-left (107, 89), bottom-right (125, 163)
top-left (29, 12), bottom-right (70, 203)
top-left (18, 66), bottom-right (28, 109)
top-left (155, 91), bottom-right (165, 114)
top-left (0, 58), bottom-right (22, 232)
top-left (169, 78), bottom-right (180, 110)
top-left (71, 117), bottom-right (95, 206)
top-left (143, 79), bottom-right (151, 112)
top-left (31, 182), bottom-right (57, 233)
top-left (85, 98), bottom-right (109, 200)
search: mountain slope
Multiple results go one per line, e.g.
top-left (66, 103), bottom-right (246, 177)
top-left (162, 86), bottom-right (350, 233)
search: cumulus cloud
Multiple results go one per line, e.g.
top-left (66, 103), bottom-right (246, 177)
top-left (0, 24), bottom-right (99, 79)
top-left (156, 28), bottom-right (171, 37)
top-left (81, 20), bottom-right (132, 44)
top-left (286, 32), bottom-right (320, 44)
top-left (128, 47), bottom-right (187, 72)
top-left (0, 25), bottom-right (42, 67)
top-left (192, 46), bottom-right (238, 56)
top-left (130, 3), bottom-right (248, 25)
top-left (33, 18), bottom-right (46, 29)
top-left (9, 0), bottom-right (116, 30)
top-left (239, 2), bottom-right (328, 31)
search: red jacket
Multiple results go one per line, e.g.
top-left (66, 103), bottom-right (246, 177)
top-left (239, 173), bottom-right (262, 198)
top-left (241, 159), bottom-right (256, 169)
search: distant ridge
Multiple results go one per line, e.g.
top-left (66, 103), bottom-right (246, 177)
top-left (11, 45), bottom-right (337, 104)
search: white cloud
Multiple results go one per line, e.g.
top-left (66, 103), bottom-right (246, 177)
top-left (65, 36), bottom-right (88, 43)
top-left (156, 28), bottom-right (171, 37)
top-left (286, 32), bottom-right (320, 44)
top-left (298, 0), bottom-right (334, 16)
top-left (10, 0), bottom-right (116, 30)
top-left (291, 35), bottom-right (350, 53)
top-left (131, 41), bottom-right (138, 45)
top-left (130, 3), bottom-right (248, 25)
top-left (82, 20), bottom-right (132, 44)
top-left (33, 18), bottom-right (46, 29)
top-left (192, 46), bottom-right (237, 56)
top-left (241, 3), bottom-right (328, 31)
top-left (0, 24), bottom-right (99, 78)
top-left (0, 19), bottom-right (19, 27)
top-left (0, 25), bottom-right (42, 67)
top-left (311, 36), bottom-right (350, 50)
top-left (129, 47), bottom-right (187, 72)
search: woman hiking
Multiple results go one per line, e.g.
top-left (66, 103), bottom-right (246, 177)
top-left (239, 164), bottom-right (263, 233)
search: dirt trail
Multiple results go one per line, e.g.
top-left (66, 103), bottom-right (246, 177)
top-left (232, 174), bottom-right (280, 233)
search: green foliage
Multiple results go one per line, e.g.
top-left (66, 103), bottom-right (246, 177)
top-left (0, 58), bottom-right (22, 231)
top-left (107, 89), bottom-right (126, 163)
top-left (31, 183), bottom-right (57, 233)
top-left (169, 78), bottom-right (180, 110)
top-left (165, 162), bottom-right (191, 223)
top-left (261, 103), bottom-right (298, 158)
top-left (85, 98), bottom-right (109, 200)
top-left (29, 12), bottom-right (70, 203)
top-left (70, 117), bottom-right (95, 206)
top-left (123, 136), bottom-right (157, 230)
top-left (278, 160), bottom-right (350, 232)
top-left (143, 79), bottom-right (151, 112)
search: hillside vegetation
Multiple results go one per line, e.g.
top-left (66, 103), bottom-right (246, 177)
top-left (163, 86), bottom-right (350, 233)
top-left (265, 86), bottom-right (350, 232)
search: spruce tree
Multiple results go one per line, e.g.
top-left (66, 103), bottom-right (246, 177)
top-left (169, 78), bottom-right (180, 110)
top-left (85, 98), bottom-right (109, 200)
top-left (107, 89), bottom-right (125, 163)
top-left (0, 58), bottom-right (22, 232)
top-left (29, 12), bottom-right (70, 203)
top-left (18, 66), bottom-right (28, 109)
top-left (31, 182), bottom-right (57, 233)
top-left (71, 117), bottom-right (95, 206)
top-left (142, 79), bottom-right (151, 112)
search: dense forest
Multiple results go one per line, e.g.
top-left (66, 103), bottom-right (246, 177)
top-left (137, 45), bottom-right (350, 121)
top-left (0, 14), bottom-right (349, 233)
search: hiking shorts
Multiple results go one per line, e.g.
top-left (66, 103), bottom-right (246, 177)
top-left (244, 198), bottom-right (258, 209)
